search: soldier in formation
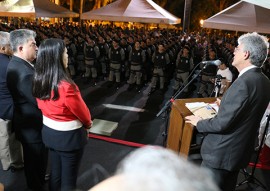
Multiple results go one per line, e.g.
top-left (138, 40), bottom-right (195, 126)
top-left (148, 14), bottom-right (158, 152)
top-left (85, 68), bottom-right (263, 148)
top-left (127, 41), bottom-right (146, 92)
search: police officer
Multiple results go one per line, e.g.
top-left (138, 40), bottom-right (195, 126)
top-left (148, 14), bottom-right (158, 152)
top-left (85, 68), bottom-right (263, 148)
top-left (145, 38), bottom-right (156, 83)
top-left (198, 48), bottom-right (217, 97)
top-left (84, 36), bottom-right (100, 85)
top-left (97, 36), bottom-right (109, 80)
top-left (108, 39), bottom-right (125, 89)
top-left (127, 41), bottom-right (146, 92)
top-left (120, 38), bottom-right (131, 81)
top-left (76, 35), bottom-right (85, 76)
top-left (140, 40), bottom-right (149, 85)
top-left (64, 36), bottom-right (77, 78)
top-left (149, 43), bottom-right (170, 94)
top-left (173, 45), bottom-right (193, 95)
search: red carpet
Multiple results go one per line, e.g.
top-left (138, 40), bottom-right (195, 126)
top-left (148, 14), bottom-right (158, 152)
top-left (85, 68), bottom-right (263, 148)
top-left (249, 145), bottom-right (270, 170)
top-left (88, 133), bottom-right (145, 148)
top-left (248, 162), bottom-right (270, 170)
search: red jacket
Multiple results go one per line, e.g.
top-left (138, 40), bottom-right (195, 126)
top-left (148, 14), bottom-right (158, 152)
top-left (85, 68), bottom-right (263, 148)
top-left (37, 81), bottom-right (91, 129)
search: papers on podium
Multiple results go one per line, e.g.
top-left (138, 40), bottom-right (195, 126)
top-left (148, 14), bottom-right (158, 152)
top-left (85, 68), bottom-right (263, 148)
top-left (185, 102), bottom-right (218, 119)
top-left (89, 119), bottom-right (118, 136)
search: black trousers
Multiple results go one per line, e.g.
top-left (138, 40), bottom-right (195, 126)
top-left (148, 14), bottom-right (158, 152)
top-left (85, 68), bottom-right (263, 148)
top-left (49, 148), bottom-right (84, 191)
top-left (22, 142), bottom-right (48, 191)
top-left (201, 162), bottom-right (239, 191)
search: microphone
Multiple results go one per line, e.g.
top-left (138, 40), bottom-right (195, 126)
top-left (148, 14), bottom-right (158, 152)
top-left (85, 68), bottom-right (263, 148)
top-left (201, 60), bottom-right (221, 66)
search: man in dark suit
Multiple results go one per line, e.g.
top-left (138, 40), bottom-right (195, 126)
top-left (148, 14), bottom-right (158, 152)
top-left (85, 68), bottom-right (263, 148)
top-left (0, 31), bottom-right (24, 171)
top-left (0, 31), bottom-right (13, 120)
top-left (186, 32), bottom-right (270, 191)
top-left (6, 29), bottom-right (48, 191)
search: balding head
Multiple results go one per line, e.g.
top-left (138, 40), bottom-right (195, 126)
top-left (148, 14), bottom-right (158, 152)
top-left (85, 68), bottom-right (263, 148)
top-left (0, 31), bottom-right (12, 55)
top-left (89, 147), bottom-right (220, 191)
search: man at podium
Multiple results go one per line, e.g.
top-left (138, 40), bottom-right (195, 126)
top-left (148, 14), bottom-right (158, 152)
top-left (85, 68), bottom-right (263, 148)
top-left (185, 32), bottom-right (270, 191)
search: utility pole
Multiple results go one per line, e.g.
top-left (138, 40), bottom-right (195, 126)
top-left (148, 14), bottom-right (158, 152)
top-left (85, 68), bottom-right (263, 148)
top-left (80, 0), bottom-right (84, 26)
top-left (70, 0), bottom-right (74, 22)
top-left (183, 0), bottom-right (192, 32)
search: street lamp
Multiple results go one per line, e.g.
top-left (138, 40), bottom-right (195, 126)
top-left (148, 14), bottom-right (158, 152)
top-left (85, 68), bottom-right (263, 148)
top-left (199, 19), bottom-right (204, 34)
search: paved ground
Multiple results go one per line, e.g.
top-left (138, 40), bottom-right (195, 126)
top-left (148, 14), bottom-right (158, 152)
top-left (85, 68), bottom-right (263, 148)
top-left (0, 77), bottom-right (269, 191)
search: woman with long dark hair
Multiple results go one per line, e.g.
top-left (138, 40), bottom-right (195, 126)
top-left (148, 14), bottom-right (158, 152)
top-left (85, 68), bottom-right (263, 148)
top-left (33, 38), bottom-right (92, 191)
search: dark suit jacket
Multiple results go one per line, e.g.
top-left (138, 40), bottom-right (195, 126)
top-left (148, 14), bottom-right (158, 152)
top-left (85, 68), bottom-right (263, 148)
top-left (197, 67), bottom-right (270, 171)
top-left (0, 53), bottom-right (13, 120)
top-left (6, 56), bottom-right (43, 143)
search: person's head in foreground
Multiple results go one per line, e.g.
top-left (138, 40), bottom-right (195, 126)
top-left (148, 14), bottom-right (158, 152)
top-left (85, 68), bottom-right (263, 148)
top-left (90, 146), bottom-right (220, 191)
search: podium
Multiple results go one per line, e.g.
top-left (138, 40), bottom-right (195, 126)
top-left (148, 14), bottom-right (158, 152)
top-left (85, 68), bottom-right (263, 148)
top-left (166, 97), bottom-right (217, 158)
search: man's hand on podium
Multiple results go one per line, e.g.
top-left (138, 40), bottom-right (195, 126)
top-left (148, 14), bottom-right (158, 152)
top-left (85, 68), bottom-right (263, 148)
top-left (185, 115), bottom-right (202, 126)
top-left (215, 98), bottom-right (221, 107)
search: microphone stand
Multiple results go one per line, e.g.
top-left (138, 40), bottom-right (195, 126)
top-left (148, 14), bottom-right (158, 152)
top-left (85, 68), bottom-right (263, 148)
top-left (236, 114), bottom-right (269, 189)
top-left (157, 63), bottom-right (206, 146)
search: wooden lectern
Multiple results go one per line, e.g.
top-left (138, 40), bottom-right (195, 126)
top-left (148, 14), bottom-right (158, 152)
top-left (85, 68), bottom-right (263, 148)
top-left (166, 97), bottom-right (217, 158)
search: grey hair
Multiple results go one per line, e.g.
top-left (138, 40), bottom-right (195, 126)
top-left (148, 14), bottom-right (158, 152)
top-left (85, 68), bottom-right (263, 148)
top-left (0, 31), bottom-right (10, 47)
top-left (238, 32), bottom-right (269, 67)
top-left (10, 29), bottom-right (36, 53)
top-left (116, 146), bottom-right (220, 191)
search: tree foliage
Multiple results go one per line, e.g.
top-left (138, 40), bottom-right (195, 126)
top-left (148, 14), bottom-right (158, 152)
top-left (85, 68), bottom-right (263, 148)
top-left (152, 0), bottom-right (239, 30)
top-left (190, 0), bottom-right (238, 30)
top-left (60, 0), bottom-right (239, 30)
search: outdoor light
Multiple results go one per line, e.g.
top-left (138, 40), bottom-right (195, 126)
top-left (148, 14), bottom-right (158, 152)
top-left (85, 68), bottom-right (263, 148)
top-left (200, 19), bottom-right (204, 26)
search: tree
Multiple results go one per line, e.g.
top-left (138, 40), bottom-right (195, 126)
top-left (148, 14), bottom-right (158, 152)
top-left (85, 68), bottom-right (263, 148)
top-left (153, 0), bottom-right (167, 7)
top-left (209, 0), bottom-right (237, 12)
top-left (58, 0), bottom-right (238, 31)
top-left (190, 0), bottom-right (238, 31)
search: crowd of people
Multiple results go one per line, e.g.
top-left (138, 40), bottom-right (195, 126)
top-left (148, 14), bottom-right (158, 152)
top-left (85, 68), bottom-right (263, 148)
top-left (1, 21), bottom-right (270, 191)
top-left (2, 22), bottom-right (270, 97)
top-left (0, 23), bottom-right (270, 97)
